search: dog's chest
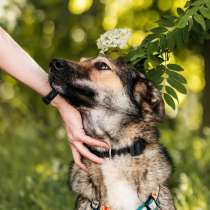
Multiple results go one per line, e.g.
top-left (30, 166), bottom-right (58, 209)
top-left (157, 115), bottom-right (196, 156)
top-left (100, 158), bottom-right (140, 210)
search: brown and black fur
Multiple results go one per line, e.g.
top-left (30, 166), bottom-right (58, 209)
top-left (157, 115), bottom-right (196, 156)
top-left (49, 55), bottom-right (176, 210)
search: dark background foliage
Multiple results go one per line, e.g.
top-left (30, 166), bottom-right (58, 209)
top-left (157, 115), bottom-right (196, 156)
top-left (0, 0), bottom-right (210, 209)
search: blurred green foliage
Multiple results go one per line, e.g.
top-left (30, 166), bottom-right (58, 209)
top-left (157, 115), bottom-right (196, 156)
top-left (0, 0), bottom-right (210, 210)
top-left (122, 0), bottom-right (210, 110)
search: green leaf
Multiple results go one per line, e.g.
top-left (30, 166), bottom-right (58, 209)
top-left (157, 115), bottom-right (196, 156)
top-left (167, 64), bottom-right (184, 71)
top-left (205, 1), bottom-right (210, 8)
top-left (144, 56), bottom-right (164, 70)
top-left (167, 78), bottom-right (187, 94)
top-left (130, 52), bottom-right (145, 62)
top-left (147, 66), bottom-right (165, 85)
top-left (167, 71), bottom-right (187, 84)
top-left (152, 77), bottom-right (164, 85)
top-left (191, 0), bottom-right (204, 7)
top-left (149, 56), bottom-right (164, 67)
top-left (187, 6), bottom-right (199, 16)
top-left (200, 7), bottom-right (210, 19)
top-left (193, 13), bottom-right (206, 30)
top-left (182, 27), bottom-right (190, 43)
top-left (151, 27), bottom-right (168, 34)
top-left (174, 30), bottom-right (184, 49)
top-left (144, 59), bottom-right (153, 70)
top-left (165, 86), bottom-right (179, 102)
top-left (163, 93), bottom-right (176, 110)
top-left (160, 37), bottom-right (167, 51)
top-left (163, 15), bottom-right (177, 22)
top-left (188, 16), bottom-right (194, 31)
top-left (156, 64), bottom-right (166, 71)
top-left (177, 15), bottom-right (189, 28)
top-left (147, 42), bottom-right (159, 55)
top-left (157, 15), bottom-right (177, 27)
top-left (126, 48), bottom-right (145, 62)
top-left (166, 32), bottom-right (175, 51)
top-left (147, 67), bottom-right (164, 80)
top-left (141, 34), bottom-right (160, 47)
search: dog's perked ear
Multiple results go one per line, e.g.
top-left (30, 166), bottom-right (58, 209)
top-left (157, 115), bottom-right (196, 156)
top-left (132, 74), bottom-right (165, 122)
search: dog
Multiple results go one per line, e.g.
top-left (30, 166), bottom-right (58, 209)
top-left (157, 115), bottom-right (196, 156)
top-left (49, 55), bottom-right (176, 210)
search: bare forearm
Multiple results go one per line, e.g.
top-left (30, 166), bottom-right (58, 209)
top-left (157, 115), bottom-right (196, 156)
top-left (0, 27), bottom-right (107, 168)
top-left (0, 26), bottom-right (51, 97)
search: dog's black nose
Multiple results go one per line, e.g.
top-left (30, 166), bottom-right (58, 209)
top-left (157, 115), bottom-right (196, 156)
top-left (50, 58), bottom-right (67, 71)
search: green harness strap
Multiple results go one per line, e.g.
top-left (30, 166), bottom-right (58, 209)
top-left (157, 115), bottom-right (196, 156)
top-left (90, 186), bottom-right (160, 210)
top-left (136, 186), bottom-right (160, 210)
top-left (136, 196), bottom-right (158, 210)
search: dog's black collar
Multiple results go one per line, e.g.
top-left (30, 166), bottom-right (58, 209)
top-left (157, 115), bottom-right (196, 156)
top-left (42, 88), bottom-right (58, 105)
top-left (88, 138), bottom-right (147, 158)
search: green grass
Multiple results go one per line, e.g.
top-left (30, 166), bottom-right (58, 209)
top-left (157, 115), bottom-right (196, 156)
top-left (0, 114), bottom-right (76, 210)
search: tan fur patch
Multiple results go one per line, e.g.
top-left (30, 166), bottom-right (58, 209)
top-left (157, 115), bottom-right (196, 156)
top-left (78, 56), bottom-right (123, 92)
top-left (90, 70), bottom-right (122, 91)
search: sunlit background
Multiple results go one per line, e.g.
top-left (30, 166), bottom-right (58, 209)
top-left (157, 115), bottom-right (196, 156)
top-left (0, 0), bottom-right (210, 210)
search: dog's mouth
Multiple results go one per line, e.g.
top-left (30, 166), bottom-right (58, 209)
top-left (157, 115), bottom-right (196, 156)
top-left (49, 58), bottom-right (74, 92)
top-left (49, 58), bottom-right (96, 108)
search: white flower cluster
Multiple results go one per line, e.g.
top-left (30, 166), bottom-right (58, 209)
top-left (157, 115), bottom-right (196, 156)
top-left (96, 28), bottom-right (131, 53)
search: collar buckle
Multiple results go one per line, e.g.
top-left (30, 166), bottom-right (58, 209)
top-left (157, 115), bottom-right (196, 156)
top-left (109, 148), bottom-right (112, 160)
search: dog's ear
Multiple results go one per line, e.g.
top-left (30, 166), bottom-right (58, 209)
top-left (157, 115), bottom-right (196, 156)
top-left (132, 75), bottom-right (165, 122)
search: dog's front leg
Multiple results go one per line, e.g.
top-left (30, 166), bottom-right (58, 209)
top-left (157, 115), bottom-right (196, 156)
top-left (70, 164), bottom-right (97, 201)
top-left (157, 185), bottom-right (176, 210)
top-left (74, 195), bottom-right (92, 210)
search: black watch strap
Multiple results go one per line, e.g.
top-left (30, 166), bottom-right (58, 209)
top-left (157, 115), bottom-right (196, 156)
top-left (42, 88), bottom-right (58, 105)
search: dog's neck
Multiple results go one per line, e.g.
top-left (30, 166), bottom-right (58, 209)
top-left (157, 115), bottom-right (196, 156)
top-left (81, 105), bottom-right (158, 150)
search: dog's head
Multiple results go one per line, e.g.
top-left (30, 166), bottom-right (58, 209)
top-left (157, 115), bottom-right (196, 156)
top-left (49, 55), bottom-right (164, 122)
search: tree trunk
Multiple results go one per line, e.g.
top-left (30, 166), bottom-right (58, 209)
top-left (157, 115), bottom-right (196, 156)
top-left (202, 40), bottom-right (210, 129)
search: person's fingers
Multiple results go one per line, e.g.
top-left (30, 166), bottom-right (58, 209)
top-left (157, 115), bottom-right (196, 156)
top-left (74, 142), bottom-right (104, 164)
top-left (71, 145), bottom-right (88, 172)
top-left (79, 134), bottom-right (109, 148)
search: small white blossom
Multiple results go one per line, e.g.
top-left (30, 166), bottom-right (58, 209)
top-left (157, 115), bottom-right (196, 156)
top-left (97, 28), bottom-right (131, 53)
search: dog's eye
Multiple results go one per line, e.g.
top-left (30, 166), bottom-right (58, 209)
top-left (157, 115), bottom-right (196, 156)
top-left (94, 62), bottom-right (111, 71)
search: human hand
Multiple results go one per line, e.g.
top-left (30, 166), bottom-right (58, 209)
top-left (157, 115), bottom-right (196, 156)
top-left (52, 96), bottom-right (109, 171)
top-left (0, 27), bottom-right (108, 171)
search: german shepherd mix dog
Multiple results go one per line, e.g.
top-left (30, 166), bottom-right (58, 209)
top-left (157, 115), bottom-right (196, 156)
top-left (49, 55), bottom-right (176, 210)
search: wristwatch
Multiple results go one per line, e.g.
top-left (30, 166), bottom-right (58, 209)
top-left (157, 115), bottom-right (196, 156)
top-left (42, 88), bottom-right (58, 105)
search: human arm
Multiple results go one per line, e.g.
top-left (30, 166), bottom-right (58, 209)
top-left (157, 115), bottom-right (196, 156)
top-left (0, 26), bottom-right (107, 170)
